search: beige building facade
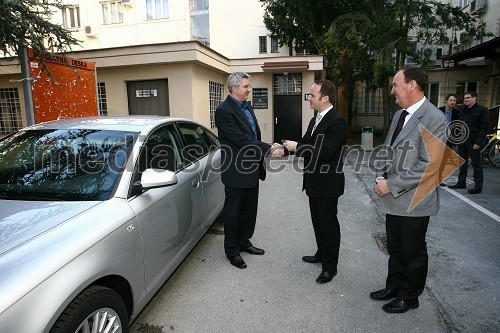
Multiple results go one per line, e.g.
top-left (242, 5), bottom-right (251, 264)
top-left (0, 0), bottom-right (324, 144)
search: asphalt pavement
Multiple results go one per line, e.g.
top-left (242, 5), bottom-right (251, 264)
top-left (130, 147), bottom-right (500, 333)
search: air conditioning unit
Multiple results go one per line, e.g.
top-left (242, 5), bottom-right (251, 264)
top-left (459, 32), bottom-right (470, 44)
top-left (121, 0), bottom-right (134, 7)
top-left (84, 25), bottom-right (98, 37)
top-left (470, 0), bottom-right (486, 14)
top-left (422, 47), bottom-right (437, 61)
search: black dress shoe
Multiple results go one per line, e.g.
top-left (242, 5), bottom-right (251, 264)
top-left (382, 298), bottom-right (419, 313)
top-left (241, 246), bottom-right (265, 255)
top-left (370, 288), bottom-right (399, 301)
top-left (467, 188), bottom-right (482, 194)
top-left (227, 255), bottom-right (247, 269)
top-left (302, 255), bottom-right (321, 263)
top-left (316, 271), bottom-right (336, 283)
top-left (449, 183), bottom-right (466, 189)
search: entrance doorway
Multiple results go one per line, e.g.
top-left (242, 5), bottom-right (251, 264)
top-left (273, 74), bottom-right (302, 142)
top-left (127, 79), bottom-right (169, 116)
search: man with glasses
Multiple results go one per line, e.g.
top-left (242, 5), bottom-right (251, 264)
top-left (215, 71), bottom-right (283, 269)
top-left (449, 91), bottom-right (489, 194)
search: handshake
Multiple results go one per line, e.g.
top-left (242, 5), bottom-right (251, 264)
top-left (269, 140), bottom-right (298, 158)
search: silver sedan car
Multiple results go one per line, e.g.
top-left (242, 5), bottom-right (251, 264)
top-left (0, 116), bottom-right (224, 333)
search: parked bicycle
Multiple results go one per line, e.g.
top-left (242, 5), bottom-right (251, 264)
top-left (477, 127), bottom-right (500, 168)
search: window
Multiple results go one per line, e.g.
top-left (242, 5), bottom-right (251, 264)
top-left (427, 83), bottom-right (440, 107)
top-left (0, 88), bottom-right (22, 134)
top-left (492, 78), bottom-right (500, 107)
top-left (102, 1), bottom-right (123, 24)
top-left (146, 0), bottom-right (169, 20)
top-left (97, 82), bottom-right (108, 116)
top-left (271, 37), bottom-right (279, 53)
top-left (209, 81), bottom-right (224, 128)
top-left (273, 74), bottom-right (302, 95)
top-left (458, 0), bottom-right (469, 8)
top-left (62, 6), bottom-right (80, 28)
top-left (141, 125), bottom-right (182, 172)
top-left (190, 0), bottom-right (209, 46)
top-left (259, 36), bottom-right (267, 54)
top-left (177, 122), bottom-right (211, 162)
top-left (354, 85), bottom-right (383, 115)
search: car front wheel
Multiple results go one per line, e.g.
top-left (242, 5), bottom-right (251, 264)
top-left (50, 285), bottom-right (129, 333)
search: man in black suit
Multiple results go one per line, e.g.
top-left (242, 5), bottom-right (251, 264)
top-left (438, 93), bottom-right (459, 147)
top-left (438, 93), bottom-right (459, 186)
top-left (449, 91), bottom-right (489, 194)
top-left (215, 72), bottom-right (283, 269)
top-left (283, 79), bottom-right (348, 284)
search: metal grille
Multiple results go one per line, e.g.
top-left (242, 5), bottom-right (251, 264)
top-left (0, 88), bottom-right (22, 134)
top-left (97, 82), bottom-right (108, 116)
top-left (209, 81), bottom-right (224, 128)
top-left (273, 73), bottom-right (302, 95)
top-left (259, 36), bottom-right (267, 54)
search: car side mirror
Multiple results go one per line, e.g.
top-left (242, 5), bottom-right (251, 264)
top-left (140, 168), bottom-right (178, 189)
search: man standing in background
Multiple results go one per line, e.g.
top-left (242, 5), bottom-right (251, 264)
top-left (449, 91), bottom-right (489, 194)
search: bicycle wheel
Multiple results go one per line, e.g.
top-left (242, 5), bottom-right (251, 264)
top-left (488, 141), bottom-right (500, 168)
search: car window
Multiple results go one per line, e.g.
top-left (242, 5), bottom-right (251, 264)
top-left (137, 124), bottom-right (183, 173)
top-left (177, 122), bottom-right (215, 162)
top-left (0, 129), bottom-right (136, 201)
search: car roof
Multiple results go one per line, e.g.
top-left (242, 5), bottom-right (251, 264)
top-left (24, 116), bottom-right (190, 133)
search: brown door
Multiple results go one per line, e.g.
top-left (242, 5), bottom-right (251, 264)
top-left (274, 95), bottom-right (302, 142)
top-left (127, 79), bottom-right (169, 116)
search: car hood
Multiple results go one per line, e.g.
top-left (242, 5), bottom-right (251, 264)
top-left (0, 200), bottom-right (100, 255)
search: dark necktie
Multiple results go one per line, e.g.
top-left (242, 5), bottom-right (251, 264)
top-left (241, 102), bottom-right (257, 137)
top-left (390, 109), bottom-right (409, 145)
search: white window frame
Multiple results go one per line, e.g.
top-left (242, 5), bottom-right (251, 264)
top-left (62, 6), bottom-right (81, 28)
top-left (146, 0), bottom-right (169, 20)
top-left (259, 36), bottom-right (267, 54)
top-left (101, 1), bottom-right (124, 25)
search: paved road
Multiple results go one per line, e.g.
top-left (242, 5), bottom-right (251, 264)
top-left (130, 152), bottom-right (500, 333)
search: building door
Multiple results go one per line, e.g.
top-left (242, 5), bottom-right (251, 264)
top-left (127, 79), bottom-right (169, 116)
top-left (273, 74), bottom-right (302, 142)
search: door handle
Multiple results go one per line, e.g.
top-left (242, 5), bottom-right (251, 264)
top-left (192, 179), bottom-right (200, 188)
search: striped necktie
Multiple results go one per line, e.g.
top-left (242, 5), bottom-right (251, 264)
top-left (312, 113), bottom-right (322, 133)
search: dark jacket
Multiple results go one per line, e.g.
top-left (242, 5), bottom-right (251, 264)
top-left (458, 103), bottom-right (490, 146)
top-left (215, 96), bottom-right (271, 188)
top-left (295, 108), bottom-right (348, 198)
top-left (438, 106), bottom-right (459, 123)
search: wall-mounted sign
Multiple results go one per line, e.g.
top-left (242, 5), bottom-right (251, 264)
top-left (28, 48), bottom-right (97, 124)
top-left (252, 88), bottom-right (268, 109)
top-left (136, 89), bottom-right (158, 97)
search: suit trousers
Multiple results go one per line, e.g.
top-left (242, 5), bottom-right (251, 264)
top-left (385, 214), bottom-right (429, 300)
top-left (223, 185), bottom-right (259, 257)
top-left (308, 196), bottom-right (340, 273)
top-left (457, 143), bottom-right (483, 189)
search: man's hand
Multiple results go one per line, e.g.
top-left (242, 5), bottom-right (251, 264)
top-left (271, 143), bottom-right (284, 157)
top-left (473, 144), bottom-right (480, 150)
top-left (282, 140), bottom-right (297, 152)
top-left (374, 177), bottom-right (390, 197)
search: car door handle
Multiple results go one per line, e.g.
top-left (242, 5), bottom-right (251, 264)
top-left (192, 178), bottom-right (200, 188)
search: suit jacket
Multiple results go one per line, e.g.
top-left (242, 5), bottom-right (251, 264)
top-left (295, 108), bottom-right (348, 198)
top-left (376, 99), bottom-right (447, 216)
top-left (438, 106), bottom-right (459, 123)
top-left (215, 96), bottom-right (271, 188)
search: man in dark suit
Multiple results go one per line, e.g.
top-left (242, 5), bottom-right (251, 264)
top-left (449, 91), bottom-right (489, 194)
top-left (438, 93), bottom-right (459, 147)
top-left (283, 79), bottom-right (348, 284)
top-left (438, 93), bottom-right (459, 186)
top-left (372, 65), bottom-right (447, 313)
top-left (215, 72), bottom-right (283, 269)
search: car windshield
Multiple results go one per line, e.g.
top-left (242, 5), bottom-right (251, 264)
top-left (0, 129), bottom-right (137, 201)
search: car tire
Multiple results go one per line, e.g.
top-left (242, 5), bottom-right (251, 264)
top-left (50, 285), bottom-right (129, 333)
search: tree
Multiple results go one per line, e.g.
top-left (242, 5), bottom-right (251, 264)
top-left (263, 0), bottom-right (490, 133)
top-left (0, 0), bottom-right (80, 70)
